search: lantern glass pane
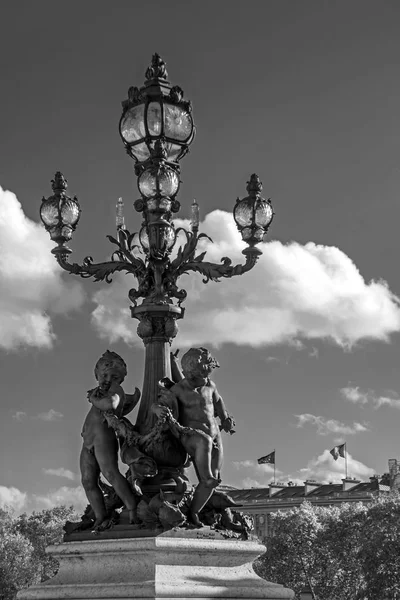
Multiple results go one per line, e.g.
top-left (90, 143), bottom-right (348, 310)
top-left (241, 226), bottom-right (253, 241)
top-left (139, 227), bottom-right (149, 249)
top-left (234, 200), bottom-right (253, 227)
top-left (255, 200), bottom-right (273, 227)
top-left (40, 200), bottom-right (59, 226)
top-left (165, 142), bottom-right (182, 162)
top-left (139, 167), bottom-right (179, 198)
top-left (131, 142), bottom-right (150, 162)
top-left (147, 101), bottom-right (162, 136)
top-left (165, 224), bottom-right (176, 249)
top-left (120, 105), bottom-right (146, 143)
top-left (159, 168), bottom-right (179, 196)
top-left (164, 103), bottom-right (192, 141)
top-left (61, 200), bottom-right (80, 226)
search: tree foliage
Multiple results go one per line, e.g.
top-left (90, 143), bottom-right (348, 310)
top-left (254, 494), bottom-right (400, 600)
top-left (0, 505), bottom-right (78, 600)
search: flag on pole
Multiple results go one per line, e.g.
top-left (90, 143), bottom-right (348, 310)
top-left (330, 443), bottom-right (346, 461)
top-left (258, 451), bottom-right (275, 465)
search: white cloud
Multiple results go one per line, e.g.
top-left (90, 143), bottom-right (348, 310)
top-left (42, 468), bottom-right (76, 481)
top-left (0, 185), bottom-right (85, 350)
top-left (295, 449), bottom-right (375, 483)
top-left (35, 409), bottom-right (63, 422)
top-left (12, 411), bottom-right (27, 421)
top-left (32, 486), bottom-right (86, 512)
top-left (373, 396), bottom-right (400, 409)
top-left (242, 478), bottom-right (267, 488)
top-left (294, 413), bottom-right (369, 435)
top-left (91, 210), bottom-right (400, 349)
top-left (340, 386), bottom-right (369, 405)
top-left (341, 385), bottom-right (400, 410)
top-left (232, 458), bottom-right (277, 488)
top-left (0, 486), bottom-right (27, 512)
top-left (0, 484), bottom-right (86, 515)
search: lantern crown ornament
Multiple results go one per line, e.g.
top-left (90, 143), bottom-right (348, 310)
top-left (233, 174), bottom-right (274, 247)
top-left (39, 172), bottom-right (81, 252)
top-left (119, 54), bottom-right (195, 175)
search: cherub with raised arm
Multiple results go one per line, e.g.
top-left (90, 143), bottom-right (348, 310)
top-left (154, 347), bottom-right (235, 527)
top-left (80, 350), bottom-right (141, 530)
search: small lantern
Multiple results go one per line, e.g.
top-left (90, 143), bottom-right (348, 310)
top-left (40, 172), bottom-right (81, 246)
top-left (119, 54), bottom-right (195, 170)
top-left (233, 174), bottom-right (274, 246)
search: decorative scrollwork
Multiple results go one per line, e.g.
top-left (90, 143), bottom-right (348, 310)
top-left (51, 222), bottom-right (260, 307)
top-left (53, 227), bottom-right (147, 285)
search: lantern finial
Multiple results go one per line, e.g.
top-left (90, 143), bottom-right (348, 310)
top-left (51, 172), bottom-right (68, 194)
top-left (246, 174), bottom-right (262, 196)
top-left (145, 54), bottom-right (169, 82)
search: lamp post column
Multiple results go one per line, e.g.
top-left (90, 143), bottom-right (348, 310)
top-left (132, 303), bottom-right (183, 435)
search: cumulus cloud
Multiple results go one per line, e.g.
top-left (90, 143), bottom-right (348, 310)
top-left (32, 486), bottom-right (86, 512)
top-left (296, 449), bottom-right (375, 483)
top-left (341, 386), bottom-right (400, 409)
top-left (12, 411), bottom-right (27, 421)
top-left (35, 409), bottom-right (63, 422)
top-left (0, 185), bottom-right (85, 350)
top-left (232, 458), bottom-right (277, 488)
top-left (0, 485), bottom-right (86, 514)
top-left (42, 468), bottom-right (76, 481)
top-left (0, 486), bottom-right (27, 512)
top-left (374, 396), bottom-right (400, 409)
top-left (340, 386), bottom-right (369, 405)
top-left (294, 413), bottom-right (369, 435)
top-left (91, 210), bottom-right (400, 349)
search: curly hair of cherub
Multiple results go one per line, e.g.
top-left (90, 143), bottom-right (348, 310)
top-left (181, 347), bottom-right (220, 377)
top-left (94, 350), bottom-right (127, 380)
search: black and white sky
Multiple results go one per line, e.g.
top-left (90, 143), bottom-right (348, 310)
top-left (1, 0), bottom-right (400, 513)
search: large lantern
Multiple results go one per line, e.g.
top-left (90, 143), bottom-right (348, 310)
top-left (233, 174), bottom-right (274, 247)
top-left (40, 172), bottom-right (81, 247)
top-left (119, 54), bottom-right (195, 172)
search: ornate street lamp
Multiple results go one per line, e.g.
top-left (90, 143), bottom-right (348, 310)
top-left (40, 54), bottom-right (274, 436)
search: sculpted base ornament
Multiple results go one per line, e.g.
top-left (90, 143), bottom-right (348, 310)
top-left (68, 348), bottom-right (251, 538)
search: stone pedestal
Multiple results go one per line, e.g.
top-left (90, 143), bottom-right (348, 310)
top-left (18, 530), bottom-right (294, 600)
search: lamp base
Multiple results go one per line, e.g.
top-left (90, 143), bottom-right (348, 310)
top-left (17, 529), bottom-right (294, 599)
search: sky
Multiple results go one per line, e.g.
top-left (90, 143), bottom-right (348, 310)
top-left (1, 0), bottom-right (400, 514)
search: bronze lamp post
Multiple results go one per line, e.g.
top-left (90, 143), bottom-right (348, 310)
top-left (39, 54), bottom-right (274, 435)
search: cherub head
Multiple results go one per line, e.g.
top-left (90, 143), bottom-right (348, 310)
top-left (94, 350), bottom-right (127, 392)
top-left (181, 347), bottom-right (220, 382)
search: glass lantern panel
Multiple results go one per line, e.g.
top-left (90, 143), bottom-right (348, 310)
top-left (234, 200), bottom-right (253, 227)
top-left (138, 167), bottom-right (180, 198)
top-left (255, 201), bottom-right (273, 227)
top-left (253, 226), bottom-right (265, 242)
top-left (139, 227), bottom-right (150, 249)
top-left (61, 200), bottom-right (80, 226)
top-left (159, 168), bottom-right (179, 196)
top-left (165, 225), bottom-right (176, 248)
top-left (138, 170), bottom-right (157, 198)
top-left (147, 101), bottom-right (162, 136)
top-left (164, 103), bottom-right (192, 141)
top-left (120, 105), bottom-right (146, 143)
top-left (165, 142), bottom-right (182, 162)
top-left (40, 200), bottom-right (59, 226)
top-left (241, 226), bottom-right (253, 241)
top-left (131, 142), bottom-right (150, 162)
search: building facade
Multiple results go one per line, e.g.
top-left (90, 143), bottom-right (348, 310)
top-left (228, 475), bottom-right (391, 541)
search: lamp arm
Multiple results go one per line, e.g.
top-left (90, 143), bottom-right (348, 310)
top-left (175, 246), bottom-right (262, 284)
top-left (52, 247), bottom-right (146, 284)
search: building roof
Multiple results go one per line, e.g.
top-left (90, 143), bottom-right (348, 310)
top-left (228, 478), bottom-right (382, 504)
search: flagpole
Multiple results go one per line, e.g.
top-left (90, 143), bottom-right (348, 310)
top-left (345, 442), bottom-right (348, 479)
top-left (274, 449), bottom-right (276, 484)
